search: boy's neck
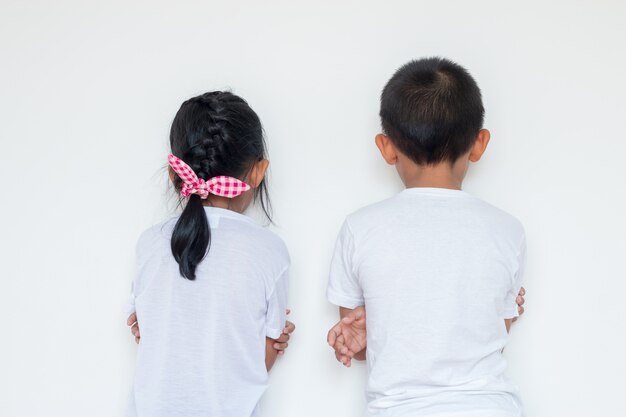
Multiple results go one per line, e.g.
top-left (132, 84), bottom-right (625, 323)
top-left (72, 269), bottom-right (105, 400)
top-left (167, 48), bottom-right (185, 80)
top-left (401, 160), bottom-right (466, 191)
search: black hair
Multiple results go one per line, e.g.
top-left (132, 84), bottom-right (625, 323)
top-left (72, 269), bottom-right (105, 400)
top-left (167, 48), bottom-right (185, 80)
top-left (379, 57), bottom-right (485, 165)
top-left (169, 91), bottom-right (271, 280)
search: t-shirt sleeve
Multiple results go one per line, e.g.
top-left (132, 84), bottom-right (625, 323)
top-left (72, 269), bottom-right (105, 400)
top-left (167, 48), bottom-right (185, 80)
top-left (125, 280), bottom-right (137, 315)
top-left (503, 235), bottom-right (526, 319)
top-left (266, 267), bottom-right (289, 339)
top-left (326, 220), bottom-right (364, 309)
top-left (124, 231), bottom-right (152, 315)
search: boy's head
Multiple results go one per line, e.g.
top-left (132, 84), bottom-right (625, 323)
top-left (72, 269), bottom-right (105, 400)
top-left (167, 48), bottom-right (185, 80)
top-left (377, 57), bottom-right (488, 170)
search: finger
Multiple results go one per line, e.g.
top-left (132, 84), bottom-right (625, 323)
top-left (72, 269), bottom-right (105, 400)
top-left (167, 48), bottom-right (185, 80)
top-left (519, 287), bottom-right (526, 296)
top-left (518, 305), bottom-right (525, 316)
top-left (135, 336), bottom-right (140, 344)
top-left (131, 324), bottom-right (140, 338)
top-left (339, 353), bottom-right (349, 366)
top-left (274, 340), bottom-right (288, 349)
top-left (276, 333), bottom-right (290, 343)
top-left (344, 348), bottom-right (357, 358)
top-left (284, 321), bottom-right (295, 334)
top-left (285, 308), bottom-right (291, 315)
top-left (516, 295), bottom-right (525, 306)
top-left (278, 350), bottom-right (284, 355)
top-left (335, 335), bottom-right (347, 355)
top-left (273, 342), bottom-right (288, 351)
top-left (335, 350), bottom-right (343, 363)
top-left (343, 356), bottom-right (352, 367)
top-left (512, 316), bottom-right (518, 323)
top-left (327, 323), bottom-right (342, 346)
top-left (127, 313), bottom-right (137, 326)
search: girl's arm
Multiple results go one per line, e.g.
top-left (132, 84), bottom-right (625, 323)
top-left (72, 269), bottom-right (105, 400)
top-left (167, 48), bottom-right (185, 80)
top-left (504, 319), bottom-right (513, 333)
top-left (265, 337), bottom-right (280, 371)
top-left (265, 316), bottom-right (296, 371)
top-left (505, 287), bottom-right (526, 333)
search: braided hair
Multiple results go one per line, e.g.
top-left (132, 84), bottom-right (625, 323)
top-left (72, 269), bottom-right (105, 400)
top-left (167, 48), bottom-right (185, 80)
top-left (169, 91), bottom-right (271, 279)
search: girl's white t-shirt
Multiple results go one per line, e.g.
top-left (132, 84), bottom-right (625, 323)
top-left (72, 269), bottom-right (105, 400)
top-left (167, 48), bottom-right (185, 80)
top-left (327, 187), bottom-right (525, 417)
top-left (125, 207), bottom-right (289, 417)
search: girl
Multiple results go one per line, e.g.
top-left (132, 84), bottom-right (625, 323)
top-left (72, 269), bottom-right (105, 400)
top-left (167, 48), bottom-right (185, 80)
top-left (125, 91), bottom-right (293, 417)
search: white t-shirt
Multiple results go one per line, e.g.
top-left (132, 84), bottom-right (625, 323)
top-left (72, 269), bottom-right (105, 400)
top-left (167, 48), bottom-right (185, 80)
top-left (125, 207), bottom-right (290, 417)
top-left (327, 187), bottom-right (525, 417)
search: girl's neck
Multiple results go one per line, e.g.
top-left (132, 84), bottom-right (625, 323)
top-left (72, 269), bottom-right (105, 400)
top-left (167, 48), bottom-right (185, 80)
top-left (201, 196), bottom-right (247, 213)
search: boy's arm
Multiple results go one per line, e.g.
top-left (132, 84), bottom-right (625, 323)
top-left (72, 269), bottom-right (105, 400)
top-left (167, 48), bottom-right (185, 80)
top-left (326, 287), bottom-right (525, 367)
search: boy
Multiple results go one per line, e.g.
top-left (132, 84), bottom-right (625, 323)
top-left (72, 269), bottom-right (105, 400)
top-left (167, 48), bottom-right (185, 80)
top-left (326, 57), bottom-right (526, 417)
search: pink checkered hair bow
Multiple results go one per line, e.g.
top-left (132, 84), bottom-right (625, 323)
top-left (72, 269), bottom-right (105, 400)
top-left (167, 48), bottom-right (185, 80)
top-left (168, 154), bottom-right (251, 199)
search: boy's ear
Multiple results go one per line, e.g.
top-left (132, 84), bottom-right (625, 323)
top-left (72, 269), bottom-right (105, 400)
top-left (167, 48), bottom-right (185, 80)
top-left (248, 159), bottom-right (269, 187)
top-left (375, 134), bottom-right (399, 165)
top-left (168, 166), bottom-right (176, 183)
top-left (468, 129), bottom-right (491, 163)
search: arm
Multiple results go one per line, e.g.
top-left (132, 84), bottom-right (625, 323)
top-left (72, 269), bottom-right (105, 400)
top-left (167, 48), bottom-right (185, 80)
top-left (126, 312), bottom-right (296, 372)
top-left (505, 286), bottom-right (526, 333)
top-left (265, 337), bottom-right (280, 371)
top-left (504, 318), bottom-right (513, 333)
top-left (265, 313), bottom-right (296, 371)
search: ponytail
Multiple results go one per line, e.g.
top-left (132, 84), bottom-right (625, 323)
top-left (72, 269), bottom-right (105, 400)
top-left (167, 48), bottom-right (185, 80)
top-left (170, 194), bottom-right (210, 280)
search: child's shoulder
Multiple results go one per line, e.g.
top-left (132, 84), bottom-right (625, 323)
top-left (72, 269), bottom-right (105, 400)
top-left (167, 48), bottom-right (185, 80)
top-left (343, 191), bottom-right (525, 239)
top-left (341, 195), bottom-right (403, 232)
top-left (246, 223), bottom-right (290, 261)
top-left (219, 215), bottom-right (291, 269)
top-left (473, 197), bottom-right (525, 234)
top-left (134, 217), bottom-right (177, 254)
top-left (461, 195), bottom-right (525, 242)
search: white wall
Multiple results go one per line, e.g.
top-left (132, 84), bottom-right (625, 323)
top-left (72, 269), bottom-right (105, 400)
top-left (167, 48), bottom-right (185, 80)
top-left (2, 1), bottom-right (625, 416)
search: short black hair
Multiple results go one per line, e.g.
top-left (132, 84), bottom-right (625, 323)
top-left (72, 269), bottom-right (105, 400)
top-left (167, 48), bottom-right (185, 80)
top-left (380, 57), bottom-right (485, 165)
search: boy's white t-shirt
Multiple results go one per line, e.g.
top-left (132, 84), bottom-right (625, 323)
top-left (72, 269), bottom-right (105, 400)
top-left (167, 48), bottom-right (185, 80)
top-left (327, 187), bottom-right (525, 417)
top-left (125, 207), bottom-right (289, 417)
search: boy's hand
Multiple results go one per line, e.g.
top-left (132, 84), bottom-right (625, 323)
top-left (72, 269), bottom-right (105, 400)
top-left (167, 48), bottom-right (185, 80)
top-left (327, 306), bottom-right (366, 367)
top-left (513, 287), bottom-right (526, 322)
top-left (127, 312), bottom-right (140, 344)
top-left (273, 309), bottom-right (296, 355)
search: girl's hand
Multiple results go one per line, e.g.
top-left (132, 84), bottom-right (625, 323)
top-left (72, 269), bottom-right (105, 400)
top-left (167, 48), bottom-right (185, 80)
top-left (127, 312), bottom-right (140, 344)
top-left (513, 287), bottom-right (526, 322)
top-left (273, 309), bottom-right (296, 355)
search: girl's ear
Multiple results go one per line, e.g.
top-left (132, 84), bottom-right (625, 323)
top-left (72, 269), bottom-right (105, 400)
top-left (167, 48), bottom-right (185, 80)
top-left (168, 166), bottom-right (176, 184)
top-left (249, 159), bottom-right (269, 187)
top-left (375, 134), bottom-right (399, 165)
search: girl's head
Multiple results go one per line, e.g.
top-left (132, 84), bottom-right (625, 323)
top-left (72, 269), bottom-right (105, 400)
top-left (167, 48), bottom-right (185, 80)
top-left (169, 91), bottom-right (271, 280)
